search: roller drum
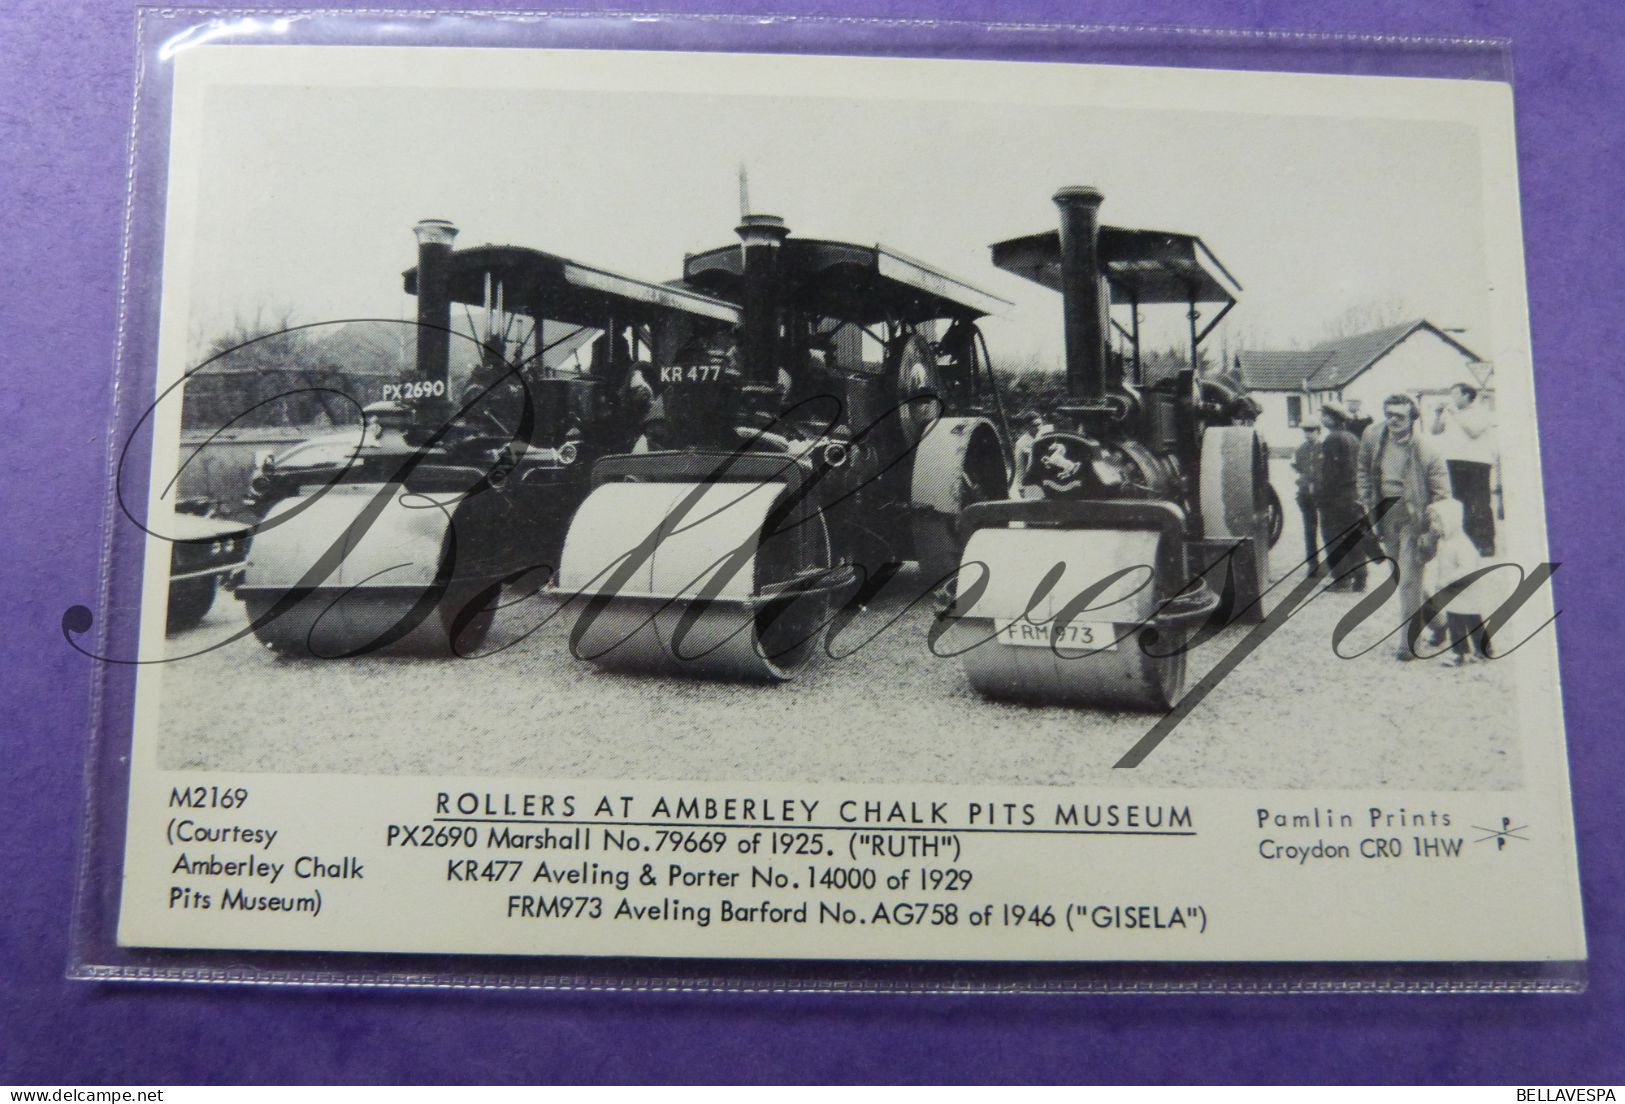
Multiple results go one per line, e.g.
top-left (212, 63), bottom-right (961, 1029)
top-left (242, 585), bottom-right (495, 658)
top-left (559, 480), bottom-right (831, 681)
top-left (951, 526), bottom-right (1186, 711)
top-left (239, 484), bottom-right (496, 657)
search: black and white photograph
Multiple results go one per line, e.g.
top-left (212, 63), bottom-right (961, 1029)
top-left (142, 50), bottom-right (1547, 787)
top-left (107, 44), bottom-right (1582, 969)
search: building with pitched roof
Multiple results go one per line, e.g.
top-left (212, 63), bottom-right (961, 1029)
top-left (1235, 320), bottom-right (1490, 448)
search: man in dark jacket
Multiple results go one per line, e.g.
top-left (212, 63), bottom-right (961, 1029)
top-left (1358, 393), bottom-right (1454, 661)
top-left (1291, 423), bottom-right (1325, 576)
top-left (1313, 402), bottom-right (1367, 592)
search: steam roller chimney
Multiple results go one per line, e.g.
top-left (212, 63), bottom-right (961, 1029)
top-left (412, 218), bottom-right (459, 424)
top-left (1053, 187), bottom-right (1110, 409)
top-left (735, 213), bottom-right (791, 393)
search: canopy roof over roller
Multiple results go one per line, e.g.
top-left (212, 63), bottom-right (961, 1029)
top-left (404, 245), bottom-right (742, 327)
top-left (990, 226), bottom-right (1242, 307)
top-left (682, 239), bottom-right (1010, 325)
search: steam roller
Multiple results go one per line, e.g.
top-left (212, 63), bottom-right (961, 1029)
top-left (238, 217), bottom-right (739, 657)
top-left (557, 210), bottom-right (1014, 681)
top-left (941, 186), bottom-right (1275, 710)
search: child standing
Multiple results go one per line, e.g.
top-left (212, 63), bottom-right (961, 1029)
top-left (1422, 499), bottom-right (1494, 665)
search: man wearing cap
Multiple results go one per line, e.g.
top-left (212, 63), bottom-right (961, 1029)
top-left (1314, 402), bottom-right (1367, 592)
top-left (1358, 393), bottom-right (1453, 660)
top-left (1291, 422), bottom-right (1326, 577)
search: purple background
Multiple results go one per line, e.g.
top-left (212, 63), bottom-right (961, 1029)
top-left (4, 0), bottom-right (1622, 1085)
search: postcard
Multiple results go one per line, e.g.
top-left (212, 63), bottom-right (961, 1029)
top-left (95, 42), bottom-right (1582, 982)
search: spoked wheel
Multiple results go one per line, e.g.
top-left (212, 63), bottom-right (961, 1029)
top-left (889, 333), bottom-right (944, 446)
top-left (1265, 482), bottom-right (1285, 548)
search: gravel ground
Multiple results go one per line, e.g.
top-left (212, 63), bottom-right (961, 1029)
top-left (156, 460), bottom-right (1521, 789)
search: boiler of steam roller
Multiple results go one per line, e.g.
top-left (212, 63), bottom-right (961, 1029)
top-left (941, 186), bottom-right (1273, 710)
top-left (557, 211), bottom-right (1014, 681)
top-left (237, 218), bottom-right (739, 658)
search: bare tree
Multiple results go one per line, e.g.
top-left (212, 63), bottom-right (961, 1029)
top-left (1317, 297), bottom-right (1414, 343)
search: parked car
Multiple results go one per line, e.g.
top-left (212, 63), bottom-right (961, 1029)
top-left (167, 499), bottom-right (252, 632)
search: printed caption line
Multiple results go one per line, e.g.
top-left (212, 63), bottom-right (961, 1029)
top-left (432, 817), bottom-right (1196, 837)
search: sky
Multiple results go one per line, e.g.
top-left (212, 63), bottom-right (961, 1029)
top-left (178, 56), bottom-right (1495, 374)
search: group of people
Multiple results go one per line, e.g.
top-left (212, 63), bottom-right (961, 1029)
top-left (1292, 383), bottom-right (1500, 665)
